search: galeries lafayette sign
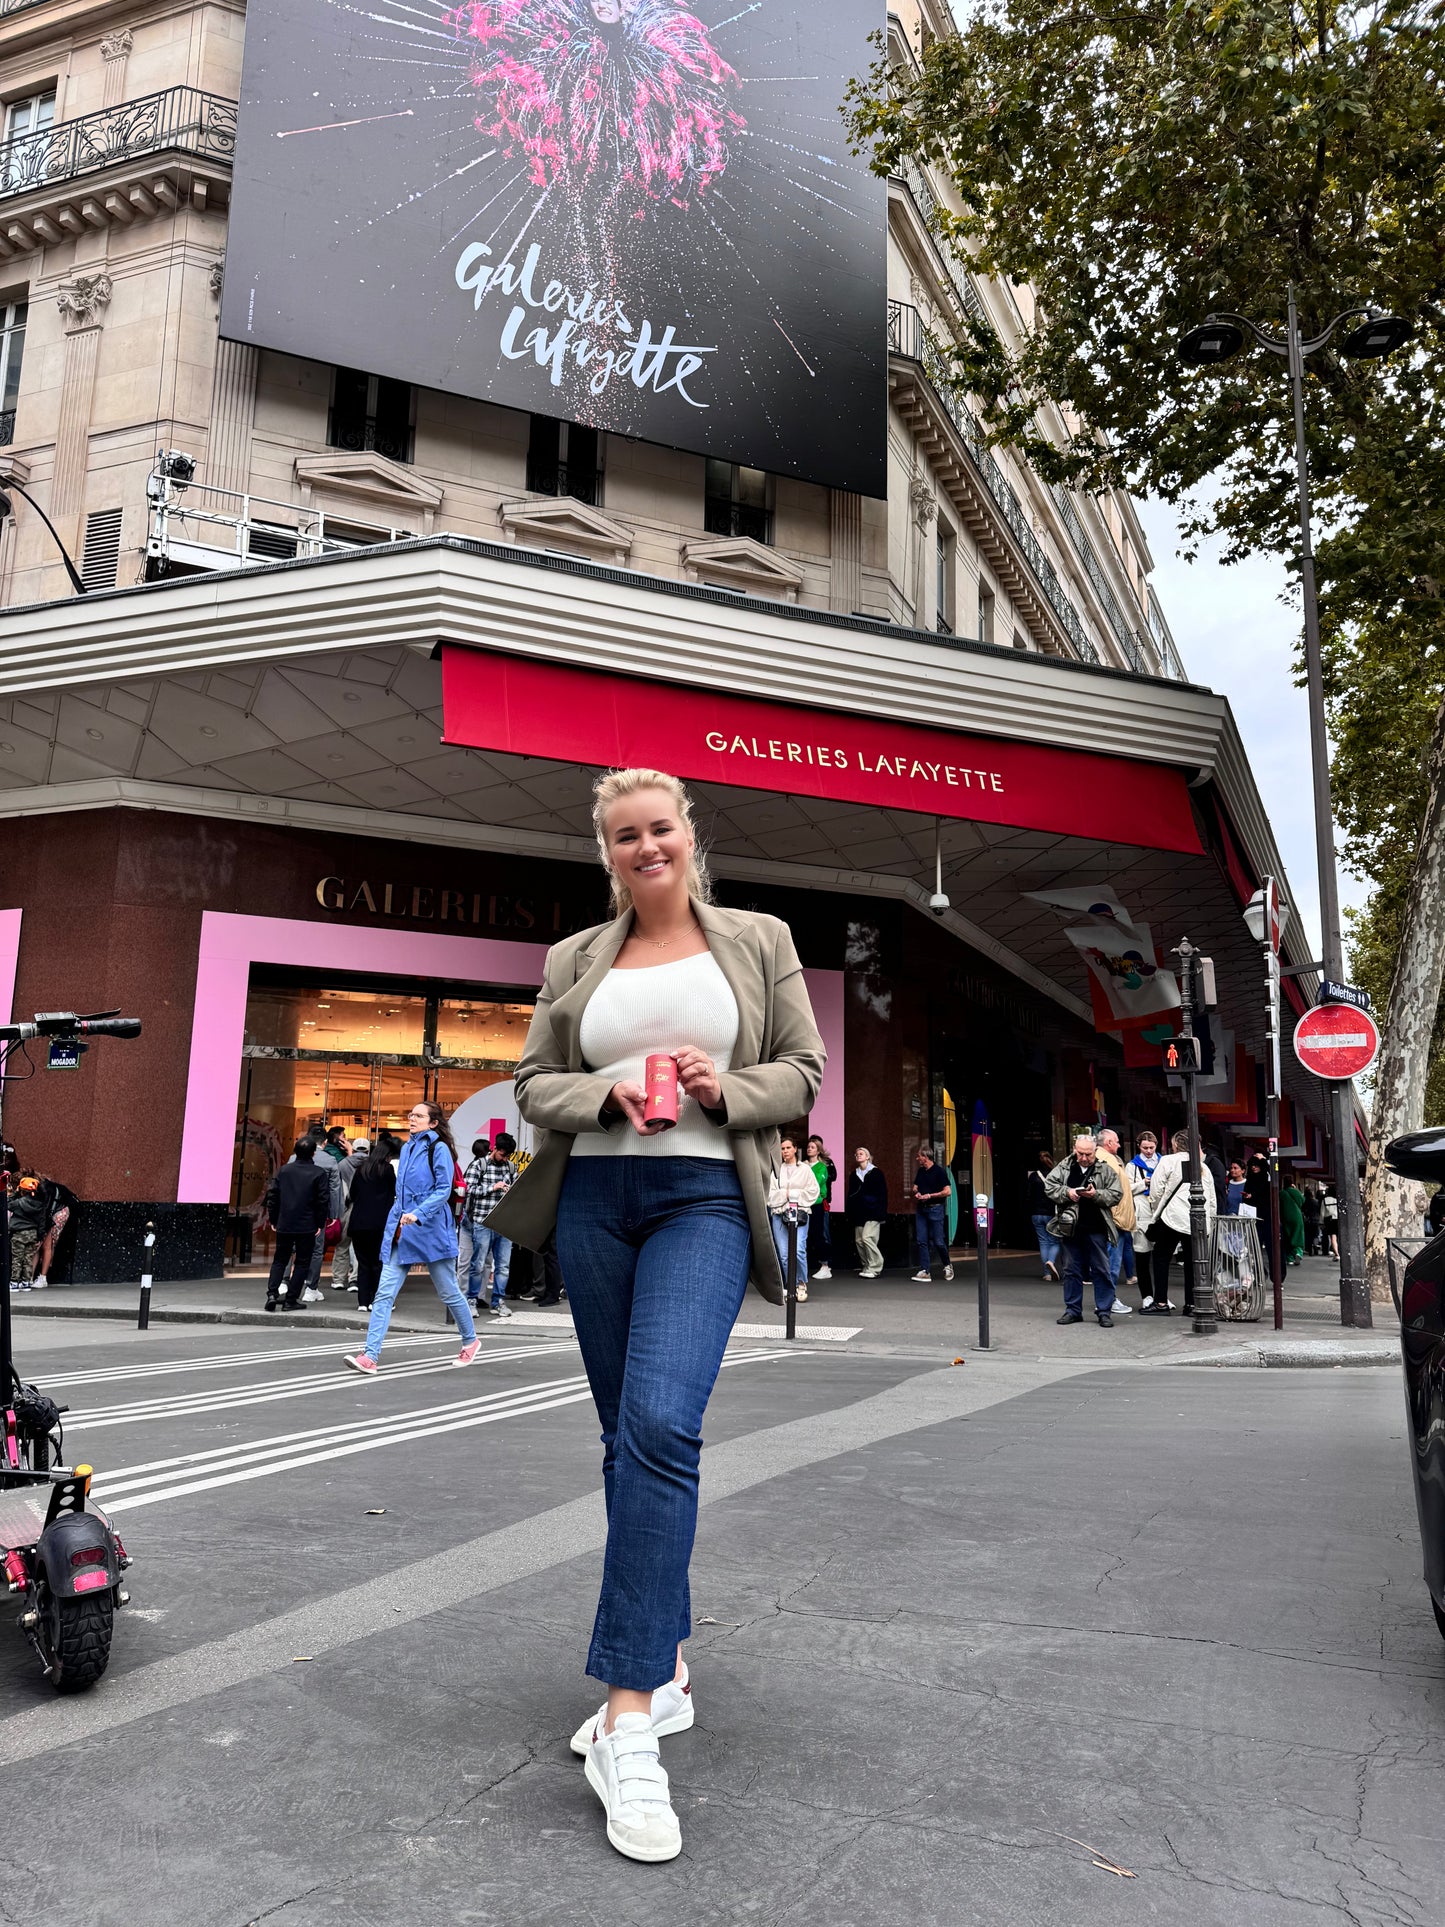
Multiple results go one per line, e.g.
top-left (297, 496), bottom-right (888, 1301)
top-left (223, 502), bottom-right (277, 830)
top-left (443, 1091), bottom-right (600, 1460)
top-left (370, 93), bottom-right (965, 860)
top-left (440, 648), bottom-right (1203, 852)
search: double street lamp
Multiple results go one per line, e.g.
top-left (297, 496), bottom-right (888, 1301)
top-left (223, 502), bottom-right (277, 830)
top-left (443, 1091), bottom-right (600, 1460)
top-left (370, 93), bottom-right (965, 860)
top-left (1178, 291), bottom-right (1414, 1329)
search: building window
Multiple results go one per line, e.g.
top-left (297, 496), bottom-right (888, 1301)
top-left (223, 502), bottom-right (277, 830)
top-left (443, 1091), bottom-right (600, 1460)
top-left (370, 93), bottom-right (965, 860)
top-left (81, 506), bottom-right (123, 591)
top-left (705, 459), bottom-right (771, 543)
top-left (526, 415), bottom-right (602, 505)
top-left (978, 581), bottom-right (996, 645)
top-left (0, 300), bottom-right (25, 446)
top-left (328, 367), bottom-right (414, 464)
top-left (4, 90), bottom-right (55, 142)
top-left (935, 524), bottom-right (955, 634)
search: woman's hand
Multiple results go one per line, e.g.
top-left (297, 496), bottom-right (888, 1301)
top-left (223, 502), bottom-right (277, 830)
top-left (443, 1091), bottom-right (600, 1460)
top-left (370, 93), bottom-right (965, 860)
top-left (399, 1211), bottom-right (419, 1226)
top-left (607, 1081), bottom-right (656, 1136)
top-left (674, 1046), bottom-right (723, 1111)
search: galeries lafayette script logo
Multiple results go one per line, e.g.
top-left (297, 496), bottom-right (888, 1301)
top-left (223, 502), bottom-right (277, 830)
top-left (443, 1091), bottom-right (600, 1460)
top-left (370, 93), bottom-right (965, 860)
top-left (702, 729), bottom-right (1006, 794)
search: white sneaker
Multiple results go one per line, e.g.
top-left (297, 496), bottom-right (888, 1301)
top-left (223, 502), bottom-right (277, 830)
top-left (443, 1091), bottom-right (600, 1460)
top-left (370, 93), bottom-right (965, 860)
top-left (943, 1263), bottom-right (955, 1281)
top-left (796, 1283), bottom-right (808, 1302)
top-left (813, 1265), bottom-right (832, 1280)
top-left (1110, 1296), bottom-right (1133, 1315)
top-left (584, 1712), bottom-right (682, 1863)
top-left (571, 1665), bottom-right (694, 1756)
top-left (912, 1269), bottom-right (932, 1282)
top-left (859, 1268), bottom-right (882, 1278)
top-left (301, 1287), bottom-right (324, 1304)
top-left (1141, 1295), bottom-right (1155, 1309)
top-left (30, 1275), bottom-right (47, 1290)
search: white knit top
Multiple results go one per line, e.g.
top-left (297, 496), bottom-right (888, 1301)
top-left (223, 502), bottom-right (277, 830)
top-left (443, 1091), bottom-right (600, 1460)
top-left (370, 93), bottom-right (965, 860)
top-left (573, 951), bottom-right (740, 1160)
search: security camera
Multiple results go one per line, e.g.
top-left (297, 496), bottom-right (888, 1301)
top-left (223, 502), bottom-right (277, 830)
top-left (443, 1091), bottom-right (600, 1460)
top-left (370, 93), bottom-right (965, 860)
top-left (928, 891), bottom-right (951, 916)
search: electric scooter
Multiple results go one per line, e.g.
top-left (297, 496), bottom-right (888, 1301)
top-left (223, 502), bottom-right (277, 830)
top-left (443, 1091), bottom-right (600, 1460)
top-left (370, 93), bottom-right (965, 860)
top-left (1, 1009), bottom-right (140, 1691)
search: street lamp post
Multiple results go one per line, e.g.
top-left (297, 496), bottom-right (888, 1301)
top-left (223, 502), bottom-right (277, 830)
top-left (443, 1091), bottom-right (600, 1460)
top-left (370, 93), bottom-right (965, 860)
top-left (1179, 292), bottom-right (1413, 1330)
top-left (0, 471), bottom-right (89, 596)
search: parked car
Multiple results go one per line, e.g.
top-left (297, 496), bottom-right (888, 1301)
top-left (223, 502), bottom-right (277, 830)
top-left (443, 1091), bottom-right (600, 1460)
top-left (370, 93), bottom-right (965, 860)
top-left (1383, 1129), bottom-right (1445, 1639)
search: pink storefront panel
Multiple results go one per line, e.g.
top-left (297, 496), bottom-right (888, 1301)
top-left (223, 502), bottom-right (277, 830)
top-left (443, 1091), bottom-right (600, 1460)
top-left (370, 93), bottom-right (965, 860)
top-left (0, 909), bottom-right (20, 1026)
top-left (177, 912), bottom-right (845, 1206)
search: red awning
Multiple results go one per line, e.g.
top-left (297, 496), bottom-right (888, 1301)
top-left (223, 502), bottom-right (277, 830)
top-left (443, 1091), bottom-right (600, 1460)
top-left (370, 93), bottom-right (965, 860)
top-left (440, 646), bottom-right (1203, 853)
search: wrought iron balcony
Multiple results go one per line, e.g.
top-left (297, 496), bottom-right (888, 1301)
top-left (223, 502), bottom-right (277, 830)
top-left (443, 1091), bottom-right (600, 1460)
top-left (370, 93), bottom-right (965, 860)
top-left (0, 409), bottom-right (12, 449)
top-left (704, 498), bottom-right (771, 544)
top-left (0, 88), bottom-right (236, 202)
top-left (888, 300), bottom-right (1099, 665)
top-left (524, 459), bottom-right (602, 506)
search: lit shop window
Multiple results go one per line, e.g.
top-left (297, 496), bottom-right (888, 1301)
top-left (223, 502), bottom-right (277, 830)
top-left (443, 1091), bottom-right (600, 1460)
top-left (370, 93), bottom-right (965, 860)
top-left (328, 367), bottom-right (414, 464)
top-left (0, 300), bottom-right (26, 446)
top-left (705, 459), bottom-right (771, 544)
top-left (526, 416), bottom-right (603, 505)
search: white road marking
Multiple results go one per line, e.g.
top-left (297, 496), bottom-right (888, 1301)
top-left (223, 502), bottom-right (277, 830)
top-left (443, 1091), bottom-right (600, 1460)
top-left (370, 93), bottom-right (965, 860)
top-left (39, 1330), bottom-right (464, 1391)
top-left (89, 1349), bottom-right (795, 1514)
top-left (66, 1342), bottom-right (574, 1429)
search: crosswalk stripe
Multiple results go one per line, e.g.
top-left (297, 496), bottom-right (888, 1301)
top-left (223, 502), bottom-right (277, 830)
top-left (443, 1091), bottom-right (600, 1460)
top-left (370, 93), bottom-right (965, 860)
top-left (67, 1342), bottom-right (573, 1428)
top-left (39, 1330), bottom-right (458, 1391)
top-left (89, 1349), bottom-right (795, 1514)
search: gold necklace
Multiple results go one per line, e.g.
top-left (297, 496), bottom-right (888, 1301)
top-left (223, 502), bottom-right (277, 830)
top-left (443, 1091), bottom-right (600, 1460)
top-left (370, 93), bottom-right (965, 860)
top-left (632, 920), bottom-right (696, 950)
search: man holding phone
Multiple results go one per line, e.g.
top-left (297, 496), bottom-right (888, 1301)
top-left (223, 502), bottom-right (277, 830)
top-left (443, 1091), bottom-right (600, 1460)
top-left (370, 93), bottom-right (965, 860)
top-left (1043, 1133), bottom-right (1123, 1327)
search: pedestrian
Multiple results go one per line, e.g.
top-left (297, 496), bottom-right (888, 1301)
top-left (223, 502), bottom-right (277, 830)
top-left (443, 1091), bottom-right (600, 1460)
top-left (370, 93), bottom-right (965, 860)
top-left (1320, 1184), bottom-right (1340, 1258)
top-left (1280, 1174), bottom-right (1306, 1265)
top-left (1139, 1130), bottom-right (1218, 1315)
top-left (345, 1101), bottom-right (478, 1371)
top-left (1043, 1133), bottom-right (1122, 1326)
top-left (1302, 1180), bottom-right (1323, 1253)
top-left (910, 1144), bottom-right (954, 1282)
top-left (28, 1173), bottom-right (76, 1290)
top-left (805, 1135), bottom-right (836, 1280)
top-left (1202, 1141), bottom-right (1229, 1218)
top-left (345, 1139), bottom-right (396, 1311)
top-left (769, 1135), bottom-right (819, 1301)
top-left (1027, 1150), bottom-right (1061, 1281)
top-left (1094, 1128), bottom-right (1135, 1313)
top-left (1243, 1154), bottom-right (1274, 1269)
top-left (287, 1135), bottom-right (344, 1304)
top-left (263, 1138), bottom-right (332, 1311)
top-left (847, 1145), bottom-right (888, 1277)
top-left (7, 1173), bottom-right (46, 1291)
top-left (320, 1124), bottom-right (349, 1165)
top-left (329, 1136), bottom-right (370, 1292)
top-left (457, 1136), bottom-right (489, 1292)
top-left (1130, 1131), bottom-right (1161, 1191)
top-left (522, 1231), bottom-right (567, 1307)
top-left (1225, 1159), bottom-right (1247, 1214)
top-left (486, 764), bottom-right (825, 1864)
top-left (464, 1132), bottom-right (518, 1318)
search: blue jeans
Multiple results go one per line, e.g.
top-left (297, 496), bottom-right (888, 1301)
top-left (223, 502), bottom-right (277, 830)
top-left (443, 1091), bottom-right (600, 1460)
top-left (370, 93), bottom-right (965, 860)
top-left (771, 1212), bottom-right (808, 1286)
top-left (1061, 1230), bottom-right (1115, 1315)
top-left (467, 1225), bottom-right (512, 1306)
top-left (1118, 1230), bottom-right (1136, 1281)
top-left (555, 1155), bottom-right (752, 1692)
top-left (915, 1200), bottom-right (949, 1271)
top-left (1032, 1213), bottom-right (1061, 1271)
top-left (363, 1255), bottom-right (475, 1361)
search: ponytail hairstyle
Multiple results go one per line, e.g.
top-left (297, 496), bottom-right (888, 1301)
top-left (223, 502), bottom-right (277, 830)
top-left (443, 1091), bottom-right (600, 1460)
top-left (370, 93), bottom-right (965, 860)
top-left (413, 1099), bottom-right (458, 1164)
top-left (591, 767), bottom-right (712, 917)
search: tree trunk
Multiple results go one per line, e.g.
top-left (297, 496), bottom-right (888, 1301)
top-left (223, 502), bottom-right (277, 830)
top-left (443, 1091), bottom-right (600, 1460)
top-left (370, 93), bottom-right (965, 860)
top-left (1363, 689), bottom-right (1445, 1302)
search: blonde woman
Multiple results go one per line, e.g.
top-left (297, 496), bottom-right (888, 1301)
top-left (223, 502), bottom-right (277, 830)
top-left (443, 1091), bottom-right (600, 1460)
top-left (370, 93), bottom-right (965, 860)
top-left (769, 1136), bottom-right (820, 1301)
top-left (491, 768), bottom-right (825, 1864)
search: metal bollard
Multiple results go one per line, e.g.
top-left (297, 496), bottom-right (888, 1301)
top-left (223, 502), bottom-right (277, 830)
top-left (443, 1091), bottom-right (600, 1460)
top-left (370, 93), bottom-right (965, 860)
top-left (974, 1199), bottom-right (991, 1350)
top-left (137, 1221), bottom-right (156, 1330)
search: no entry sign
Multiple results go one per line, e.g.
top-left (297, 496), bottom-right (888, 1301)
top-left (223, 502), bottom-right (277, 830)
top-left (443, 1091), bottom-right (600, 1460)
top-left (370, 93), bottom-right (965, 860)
top-left (1293, 1004), bottom-right (1381, 1080)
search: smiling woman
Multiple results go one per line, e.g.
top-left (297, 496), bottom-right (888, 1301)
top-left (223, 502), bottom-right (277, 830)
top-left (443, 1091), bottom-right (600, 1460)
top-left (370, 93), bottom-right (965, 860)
top-left (486, 764), bottom-right (825, 1863)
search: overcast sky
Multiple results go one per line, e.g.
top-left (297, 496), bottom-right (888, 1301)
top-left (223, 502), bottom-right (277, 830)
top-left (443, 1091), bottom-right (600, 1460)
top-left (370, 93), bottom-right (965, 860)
top-left (1135, 497), bottom-right (1369, 967)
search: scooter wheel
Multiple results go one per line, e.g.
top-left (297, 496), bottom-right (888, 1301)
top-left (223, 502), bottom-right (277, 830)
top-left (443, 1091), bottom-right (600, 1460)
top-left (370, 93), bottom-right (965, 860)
top-left (40, 1585), bottom-right (114, 1693)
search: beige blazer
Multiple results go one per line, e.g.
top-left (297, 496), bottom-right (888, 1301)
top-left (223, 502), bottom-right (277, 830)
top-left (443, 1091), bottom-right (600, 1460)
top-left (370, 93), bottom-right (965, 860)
top-left (486, 900), bottom-right (826, 1305)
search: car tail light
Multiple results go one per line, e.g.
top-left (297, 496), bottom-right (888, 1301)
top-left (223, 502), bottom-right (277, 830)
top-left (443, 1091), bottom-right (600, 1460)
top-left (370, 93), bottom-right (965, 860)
top-left (71, 1569), bottom-right (110, 1594)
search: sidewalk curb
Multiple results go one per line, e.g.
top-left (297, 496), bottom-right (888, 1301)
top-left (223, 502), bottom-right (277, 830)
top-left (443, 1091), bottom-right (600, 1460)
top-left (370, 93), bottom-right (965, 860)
top-left (1167, 1341), bottom-right (1398, 1370)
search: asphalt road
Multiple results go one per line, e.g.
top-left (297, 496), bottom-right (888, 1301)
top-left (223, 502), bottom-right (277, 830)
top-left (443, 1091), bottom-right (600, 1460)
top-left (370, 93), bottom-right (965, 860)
top-left (0, 1317), bottom-right (1440, 1927)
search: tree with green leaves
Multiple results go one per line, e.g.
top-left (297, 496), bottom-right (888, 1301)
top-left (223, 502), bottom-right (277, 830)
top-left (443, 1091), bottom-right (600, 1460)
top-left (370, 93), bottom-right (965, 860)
top-left (848, 0), bottom-right (1445, 1297)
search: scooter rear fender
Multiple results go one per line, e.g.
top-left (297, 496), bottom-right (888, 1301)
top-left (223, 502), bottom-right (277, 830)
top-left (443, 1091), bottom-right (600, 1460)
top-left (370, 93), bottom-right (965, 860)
top-left (35, 1509), bottom-right (121, 1599)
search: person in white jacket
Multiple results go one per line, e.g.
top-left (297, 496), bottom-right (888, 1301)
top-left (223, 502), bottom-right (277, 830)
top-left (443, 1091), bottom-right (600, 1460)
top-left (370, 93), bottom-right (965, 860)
top-left (768, 1136), bottom-right (820, 1302)
top-left (1141, 1129), bottom-right (1217, 1314)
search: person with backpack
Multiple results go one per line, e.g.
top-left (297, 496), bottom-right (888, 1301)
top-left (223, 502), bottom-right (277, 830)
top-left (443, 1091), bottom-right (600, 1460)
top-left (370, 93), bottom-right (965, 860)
top-left (344, 1100), bottom-right (478, 1372)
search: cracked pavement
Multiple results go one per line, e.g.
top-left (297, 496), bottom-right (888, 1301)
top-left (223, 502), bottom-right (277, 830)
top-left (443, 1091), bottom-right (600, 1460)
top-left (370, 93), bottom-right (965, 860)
top-left (0, 1320), bottom-right (1439, 1926)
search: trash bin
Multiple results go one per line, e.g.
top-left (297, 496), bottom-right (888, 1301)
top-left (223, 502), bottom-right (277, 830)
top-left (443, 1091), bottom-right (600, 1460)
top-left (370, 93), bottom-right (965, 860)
top-left (1210, 1214), bottom-right (1265, 1321)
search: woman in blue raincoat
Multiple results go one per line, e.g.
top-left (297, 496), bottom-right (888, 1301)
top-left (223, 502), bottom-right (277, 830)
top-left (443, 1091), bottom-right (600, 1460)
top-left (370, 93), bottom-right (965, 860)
top-left (345, 1099), bottom-right (479, 1373)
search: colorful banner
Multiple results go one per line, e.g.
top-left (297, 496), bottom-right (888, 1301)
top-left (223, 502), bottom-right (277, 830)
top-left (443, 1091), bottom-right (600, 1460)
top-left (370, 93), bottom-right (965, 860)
top-left (440, 646), bottom-right (1206, 849)
top-left (1064, 920), bottom-right (1182, 1025)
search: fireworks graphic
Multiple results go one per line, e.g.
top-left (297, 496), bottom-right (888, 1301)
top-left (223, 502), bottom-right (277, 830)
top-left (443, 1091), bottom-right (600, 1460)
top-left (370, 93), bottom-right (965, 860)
top-left (448, 0), bottom-right (746, 217)
top-left (223, 0), bottom-right (886, 495)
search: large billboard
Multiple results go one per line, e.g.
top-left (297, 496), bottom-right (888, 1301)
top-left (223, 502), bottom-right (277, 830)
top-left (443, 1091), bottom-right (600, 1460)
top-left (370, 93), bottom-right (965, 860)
top-left (220, 0), bottom-right (885, 497)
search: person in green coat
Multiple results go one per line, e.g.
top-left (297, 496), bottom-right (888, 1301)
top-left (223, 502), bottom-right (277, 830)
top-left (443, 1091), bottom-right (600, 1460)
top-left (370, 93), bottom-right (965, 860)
top-left (1280, 1176), bottom-right (1306, 1265)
